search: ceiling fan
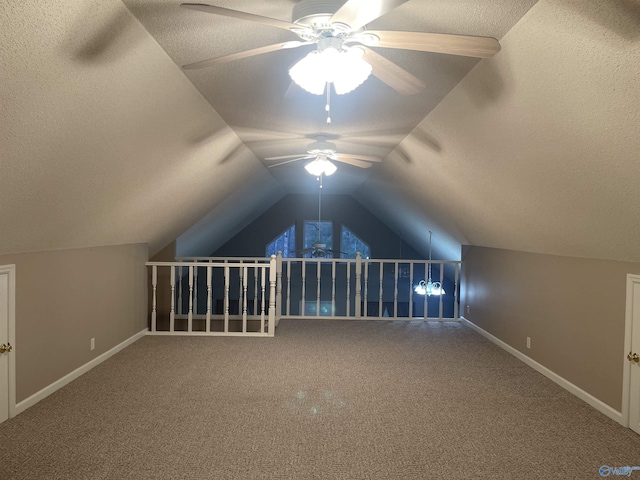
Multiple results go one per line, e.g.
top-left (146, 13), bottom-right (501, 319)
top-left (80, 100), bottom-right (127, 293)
top-left (180, 0), bottom-right (501, 96)
top-left (264, 136), bottom-right (382, 174)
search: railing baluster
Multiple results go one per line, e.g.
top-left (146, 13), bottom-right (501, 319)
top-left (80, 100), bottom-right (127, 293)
top-left (170, 266), bottom-right (176, 332)
top-left (439, 261), bottom-right (444, 321)
top-left (393, 261), bottom-right (399, 319)
top-left (193, 265), bottom-right (198, 317)
top-left (238, 261), bottom-right (244, 323)
top-left (178, 265), bottom-right (183, 315)
top-left (363, 260), bottom-right (368, 317)
top-left (260, 266), bottom-right (266, 333)
top-left (224, 265), bottom-right (230, 333)
top-left (242, 266), bottom-right (248, 333)
top-left (151, 266), bottom-right (157, 332)
top-left (424, 261), bottom-right (428, 320)
top-left (316, 260), bottom-right (321, 317)
top-left (276, 252), bottom-right (283, 326)
top-left (331, 261), bottom-right (336, 317)
top-left (354, 253), bottom-right (361, 317)
top-left (409, 262), bottom-right (414, 318)
top-left (346, 259), bottom-right (351, 317)
top-left (188, 265), bottom-right (194, 332)
top-left (301, 259), bottom-right (306, 316)
top-left (379, 262), bottom-right (384, 318)
top-left (286, 261), bottom-right (291, 317)
top-left (206, 265), bottom-right (212, 332)
top-left (253, 265), bottom-right (258, 322)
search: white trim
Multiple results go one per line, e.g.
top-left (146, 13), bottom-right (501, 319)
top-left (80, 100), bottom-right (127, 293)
top-left (622, 274), bottom-right (640, 427)
top-left (146, 331), bottom-right (271, 337)
top-left (15, 328), bottom-right (147, 416)
top-left (461, 317), bottom-right (623, 425)
top-left (0, 265), bottom-right (16, 420)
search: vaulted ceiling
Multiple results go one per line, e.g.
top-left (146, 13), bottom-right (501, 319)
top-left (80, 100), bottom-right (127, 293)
top-left (2, 0), bottom-right (639, 262)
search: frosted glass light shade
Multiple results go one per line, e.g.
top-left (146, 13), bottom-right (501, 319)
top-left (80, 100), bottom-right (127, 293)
top-left (289, 47), bottom-right (372, 95)
top-left (304, 158), bottom-right (337, 176)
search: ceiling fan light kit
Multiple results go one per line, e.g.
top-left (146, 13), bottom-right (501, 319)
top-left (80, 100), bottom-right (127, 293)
top-left (181, 0), bottom-right (501, 173)
top-left (288, 39), bottom-right (372, 95)
top-left (304, 157), bottom-right (338, 176)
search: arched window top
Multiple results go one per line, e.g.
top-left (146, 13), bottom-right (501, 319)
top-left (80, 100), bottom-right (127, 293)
top-left (341, 225), bottom-right (370, 259)
top-left (266, 224), bottom-right (296, 258)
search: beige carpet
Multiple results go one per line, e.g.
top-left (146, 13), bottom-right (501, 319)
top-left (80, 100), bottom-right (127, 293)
top-left (1, 320), bottom-right (638, 479)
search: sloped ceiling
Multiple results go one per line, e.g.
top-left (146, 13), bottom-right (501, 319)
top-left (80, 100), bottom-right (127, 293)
top-left (2, 0), bottom-right (639, 263)
top-left (370, 0), bottom-right (640, 262)
top-left (0, 0), bottom-right (280, 256)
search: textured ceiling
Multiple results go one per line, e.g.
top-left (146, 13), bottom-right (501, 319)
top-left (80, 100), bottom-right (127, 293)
top-left (2, 0), bottom-right (639, 263)
top-left (121, 0), bottom-right (538, 194)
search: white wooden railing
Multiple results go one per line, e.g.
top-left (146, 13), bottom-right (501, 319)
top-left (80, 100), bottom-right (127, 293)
top-left (147, 256), bottom-right (277, 336)
top-left (274, 254), bottom-right (460, 321)
top-left (164, 253), bottom-right (460, 326)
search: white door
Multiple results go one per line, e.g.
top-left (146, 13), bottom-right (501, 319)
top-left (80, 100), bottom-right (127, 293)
top-left (0, 266), bottom-right (14, 424)
top-left (623, 274), bottom-right (640, 434)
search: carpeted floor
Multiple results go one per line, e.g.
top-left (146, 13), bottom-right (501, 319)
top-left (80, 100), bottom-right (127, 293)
top-left (1, 319), bottom-right (639, 479)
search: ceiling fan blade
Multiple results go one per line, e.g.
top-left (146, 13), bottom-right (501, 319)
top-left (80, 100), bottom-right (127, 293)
top-left (264, 153), bottom-right (308, 161)
top-left (367, 30), bottom-right (501, 58)
top-left (266, 156), bottom-right (313, 168)
top-left (181, 3), bottom-right (303, 32)
top-left (182, 41), bottom-right (309, 70)
top-left (330, 0), bottom-right (409, 31)
top-left (333, 157), bottom-right (373, 169)
top-left (336, 152), bottom-right (382, 163)
top-left (358, 46), bottom-right (425, 95)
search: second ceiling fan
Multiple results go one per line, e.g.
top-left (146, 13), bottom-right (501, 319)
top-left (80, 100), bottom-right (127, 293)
top-left (181, 0), bottom-right (501, 96)
top-left (264, 136), bottom-right (382, 175)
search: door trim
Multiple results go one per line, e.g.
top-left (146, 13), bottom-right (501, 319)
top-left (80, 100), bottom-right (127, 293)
top-left (0, 265), bottom-right (16, 421)
top-left (621, 274), bottom-right (640, 427)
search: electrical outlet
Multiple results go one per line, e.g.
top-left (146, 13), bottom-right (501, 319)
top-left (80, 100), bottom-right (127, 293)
top-left (526, 337), bottom-right (531, 349)
top-left (90, 337), bottom-right (95, 351)
top-left (466, 304), bottom-right (470, 315)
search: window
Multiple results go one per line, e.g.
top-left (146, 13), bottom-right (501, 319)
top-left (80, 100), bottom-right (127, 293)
top-left (340, 226), bottom-right (370, 259)
top-left (266, 224), bottom-right (296, 258)
top-left (303, 221), bottom-right (333, 257)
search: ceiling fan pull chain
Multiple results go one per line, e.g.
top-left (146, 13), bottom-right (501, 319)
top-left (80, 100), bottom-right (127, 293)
top-left (326, 85), bottom-right (331, 124)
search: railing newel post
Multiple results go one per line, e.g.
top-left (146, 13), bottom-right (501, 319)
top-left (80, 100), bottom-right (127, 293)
top-left (268, 255), bottom-right (277, 336)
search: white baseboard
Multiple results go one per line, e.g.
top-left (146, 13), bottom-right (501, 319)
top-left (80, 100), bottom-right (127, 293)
top-left (14, 329), bottom-right (148, 416)
top-left (460, 317), bottom-right (623, 425)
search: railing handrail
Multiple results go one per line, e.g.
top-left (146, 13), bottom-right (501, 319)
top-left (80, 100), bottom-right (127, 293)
top-left (175, 256), bottom-right (271, 263)
top-left (147, 260), bottom-right (270, 268)
top-left (175, 256), bottom-right (461, 265)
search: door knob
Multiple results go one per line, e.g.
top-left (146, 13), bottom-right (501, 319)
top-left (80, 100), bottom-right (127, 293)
top-left (628, 352), bottom-right (640, 363)
top-left (0, 343), bottom-right (12, 354)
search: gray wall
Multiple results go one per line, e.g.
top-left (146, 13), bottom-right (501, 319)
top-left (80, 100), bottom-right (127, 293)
top-left (460, 245), bottom-right (640, 411)
top-left (0, 243), bottom-right (148, 402)
top-left (212, 194), bottom-right (424, 259)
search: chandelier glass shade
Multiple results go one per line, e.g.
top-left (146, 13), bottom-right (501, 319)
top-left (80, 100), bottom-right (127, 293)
top-left (289, 46), bottom-right (372, 95)
top-left (304, 157), bottom-right (337, 176)
top-left (414, 279), bottom-right (445, 296)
